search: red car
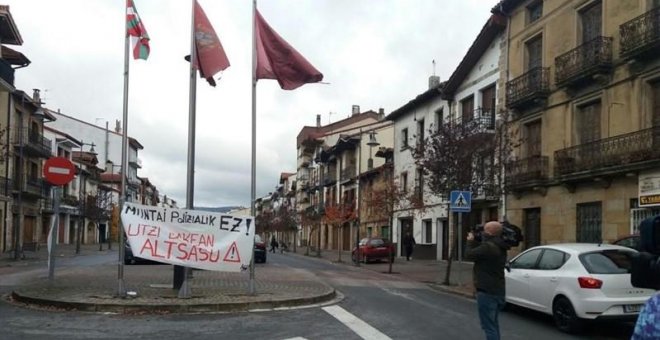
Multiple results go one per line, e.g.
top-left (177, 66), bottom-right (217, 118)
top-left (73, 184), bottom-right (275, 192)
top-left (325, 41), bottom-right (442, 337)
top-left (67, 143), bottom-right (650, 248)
top-left (352, 237), bottom-right (395, 263)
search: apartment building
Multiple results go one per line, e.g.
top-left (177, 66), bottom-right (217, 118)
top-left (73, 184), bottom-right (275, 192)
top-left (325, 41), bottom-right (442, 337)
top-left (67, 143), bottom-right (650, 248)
top-left (496, 0), bottom-right (660, 248)
top-left (295, 108), bottom-right (387, 252)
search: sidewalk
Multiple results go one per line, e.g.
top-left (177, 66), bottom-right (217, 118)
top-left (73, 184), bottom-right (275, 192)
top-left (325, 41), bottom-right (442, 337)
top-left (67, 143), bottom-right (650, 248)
top-left (3, 243), bottom-right (473, 314)
top-left (3, 244), bottom-right (335, 314)
top-left (292, 246), bottom-right (475, 299)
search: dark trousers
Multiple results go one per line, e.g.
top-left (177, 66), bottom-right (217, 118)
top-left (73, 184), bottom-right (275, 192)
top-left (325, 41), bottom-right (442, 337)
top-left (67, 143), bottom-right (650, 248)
top-left (476, 291), bottom-right (506, 340)
top-left (405, 246), bottom-right (413, 260)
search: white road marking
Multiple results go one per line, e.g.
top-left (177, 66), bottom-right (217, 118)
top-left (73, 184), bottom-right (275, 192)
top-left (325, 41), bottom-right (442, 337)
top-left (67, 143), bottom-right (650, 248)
top-left (281, 338), bottom-right (308, 340)
top-left (322, 305), bottom-right (392, 340)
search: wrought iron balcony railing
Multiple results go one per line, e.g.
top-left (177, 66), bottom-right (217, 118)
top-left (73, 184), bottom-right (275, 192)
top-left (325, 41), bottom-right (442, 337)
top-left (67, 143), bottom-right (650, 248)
top-left (13, 128), bottom-right (52, 158)
top-left (620, 7), bottom-right (660, 60)
top-left (323, 173), bottom-right (337, 186)
top-left (341, 165), bottom-right (356, 182)
top-left (555, 36), bottom-right (612, 88)
top-left (554, 126), bottom-right (660, 176)
top-left (12, 177), bottom-right (48, 198)
top-left (505, 156), bottom-right (549, 188)
top-left (506, 67), bottom-right (550, 109)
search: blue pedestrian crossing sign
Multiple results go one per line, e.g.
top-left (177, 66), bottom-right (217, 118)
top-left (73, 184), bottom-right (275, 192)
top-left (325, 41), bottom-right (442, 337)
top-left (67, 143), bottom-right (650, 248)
top-left (450, 191), bottom-right (472, 212)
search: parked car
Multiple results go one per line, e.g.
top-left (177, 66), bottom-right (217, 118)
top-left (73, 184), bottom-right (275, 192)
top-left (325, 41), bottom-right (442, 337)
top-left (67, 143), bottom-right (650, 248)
top-left (352, 237), bottom-right (395, 263)
top-left (612, 234), bottom-right (641, 251)
top-left (254, 234), bottom-right (267, 263)
top-left (505, 243), bottom-right (654, 333)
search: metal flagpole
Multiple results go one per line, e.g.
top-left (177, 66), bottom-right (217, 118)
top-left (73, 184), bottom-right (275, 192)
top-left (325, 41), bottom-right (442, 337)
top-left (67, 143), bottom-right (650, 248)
top-left (248, 0), bottom-right (257, 295)
top-left (179, 0), bottom-right (197, 299)
top-left (117, 6), bottom-right (131, 297)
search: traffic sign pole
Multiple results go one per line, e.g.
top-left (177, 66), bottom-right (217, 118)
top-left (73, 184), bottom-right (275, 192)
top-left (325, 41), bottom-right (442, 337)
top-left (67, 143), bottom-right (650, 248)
top-left (43, 157), bottom-right (76, 282)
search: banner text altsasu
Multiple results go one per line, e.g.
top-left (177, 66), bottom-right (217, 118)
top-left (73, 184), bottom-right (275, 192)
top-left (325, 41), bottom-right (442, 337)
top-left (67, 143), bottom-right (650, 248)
top-left (121, 202), bottom-right (254, 272)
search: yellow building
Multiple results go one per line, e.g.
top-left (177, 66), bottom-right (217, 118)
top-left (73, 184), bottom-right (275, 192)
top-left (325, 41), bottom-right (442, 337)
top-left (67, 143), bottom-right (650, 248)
top-left (496, 0), bottom-right (660, 249)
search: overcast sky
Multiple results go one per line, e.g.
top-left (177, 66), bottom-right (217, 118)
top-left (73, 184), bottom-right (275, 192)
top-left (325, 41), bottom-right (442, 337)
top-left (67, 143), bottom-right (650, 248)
top-left (10, 0), bottom-right (494, 208)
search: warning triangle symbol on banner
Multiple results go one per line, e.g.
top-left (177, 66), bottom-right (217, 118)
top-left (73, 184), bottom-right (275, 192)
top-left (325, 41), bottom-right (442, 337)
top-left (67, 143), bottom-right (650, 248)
top-left (223, 241), bottom-right (241, 263)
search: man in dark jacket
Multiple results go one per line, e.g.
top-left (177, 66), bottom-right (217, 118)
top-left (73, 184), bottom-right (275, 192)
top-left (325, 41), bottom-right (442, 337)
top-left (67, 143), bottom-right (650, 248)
top-left (465, 221), bottom-right (510, 340)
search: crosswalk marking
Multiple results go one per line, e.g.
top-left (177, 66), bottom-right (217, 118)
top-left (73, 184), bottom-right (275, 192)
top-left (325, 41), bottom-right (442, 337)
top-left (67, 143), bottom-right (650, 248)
top-left (322, 305), bottom-right (392, 340)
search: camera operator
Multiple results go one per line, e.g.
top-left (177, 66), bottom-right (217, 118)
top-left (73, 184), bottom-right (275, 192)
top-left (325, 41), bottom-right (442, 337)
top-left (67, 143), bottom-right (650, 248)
top-left (465, 221), bottom-right (511, 340)
top-left (632, 291), bottom-right (660, 339)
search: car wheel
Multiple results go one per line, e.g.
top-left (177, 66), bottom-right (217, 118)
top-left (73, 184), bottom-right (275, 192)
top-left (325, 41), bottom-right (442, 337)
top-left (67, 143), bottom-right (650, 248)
top-left (552, 296), bottom-right (582, 333)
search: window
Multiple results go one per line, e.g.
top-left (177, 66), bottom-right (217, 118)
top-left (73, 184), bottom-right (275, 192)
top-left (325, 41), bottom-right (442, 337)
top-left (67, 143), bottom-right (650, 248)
top-left (415, 168), bottom-right (424, 200)
top-left (461, 95), bottom-right (474, 123)
top-left (525, 35), bottom-right (543, 70)
top-left (524, 208), bottom-right (541, 249)
top-left (579, 250), bottom-right (633, 274)
top-left (367, 227), bottom-right (373, 237)
top-left (527, 1), bottom-right (543, 24)
top-left (580, 2), bottom-right (602, 43)
top-left (524, 120), bottom-right (542, 157)
top-left (401, 172), bottom-right (408, 193)
top-left (511, 249), bottom-right (543, 269)
top-left (577, 202), bottom-right (602, 243)
top-left (434, 108), bottom-right (444, 132)
top-left (577, 101), bottom-right (601, 144)
top-left (401, 128), bottom-right (409, 149)
top-left (423, 219), bottom-right (432, 243)
top-left (381, 226), bottom-right (390, 239)
top-left (538, 249), bottom-right (568, 270)
top-left (417, 118), bottom-right (425, 147)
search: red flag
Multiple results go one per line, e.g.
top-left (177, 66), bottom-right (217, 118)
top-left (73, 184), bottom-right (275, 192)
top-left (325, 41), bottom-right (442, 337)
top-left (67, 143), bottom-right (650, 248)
top-left (255, 9), bottom-right (323, 90)
top-left (192, 0), bottom-right (230, 87)
top-left (126, 0), bottom-right (150, 60)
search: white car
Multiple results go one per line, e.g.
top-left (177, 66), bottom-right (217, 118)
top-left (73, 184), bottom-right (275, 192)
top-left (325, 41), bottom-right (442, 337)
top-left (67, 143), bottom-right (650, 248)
top-left (505, 243), bottom-right (654, 333)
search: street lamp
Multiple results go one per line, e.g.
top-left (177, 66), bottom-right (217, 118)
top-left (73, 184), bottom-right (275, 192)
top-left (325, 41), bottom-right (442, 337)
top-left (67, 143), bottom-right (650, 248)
top-left (76, 141), bottom-right (96, 254)
top-left (356, 130), bottom-right (379, 266)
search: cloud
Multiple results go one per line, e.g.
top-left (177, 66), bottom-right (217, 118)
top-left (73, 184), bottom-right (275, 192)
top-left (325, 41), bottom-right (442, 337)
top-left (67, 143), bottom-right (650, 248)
top-left (11, 0), bottom-right (493, 207)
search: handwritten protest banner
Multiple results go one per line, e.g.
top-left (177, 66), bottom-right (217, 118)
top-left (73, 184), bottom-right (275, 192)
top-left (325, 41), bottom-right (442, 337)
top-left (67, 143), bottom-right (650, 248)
top-left (121, 202), bottom-right (254, 272)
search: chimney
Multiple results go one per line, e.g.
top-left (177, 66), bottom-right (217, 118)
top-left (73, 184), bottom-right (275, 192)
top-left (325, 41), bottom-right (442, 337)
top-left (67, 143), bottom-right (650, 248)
top-left (115, 119), bottom-right (121, 133)
top-left (351, 105), bottom-right (360, 116)
top-left (378, 108), bottom-right (385, 120)
top-left (428, 75), bottom-right (441, 89)
top-left (316, 114), bottom-right (321, 127)
top-left (32, 89), bottom-right (41, 104)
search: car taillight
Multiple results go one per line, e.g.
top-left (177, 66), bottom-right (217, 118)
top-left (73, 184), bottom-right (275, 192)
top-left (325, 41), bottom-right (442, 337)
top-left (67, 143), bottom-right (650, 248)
top-left (578, 277), bottom-right (602, 289)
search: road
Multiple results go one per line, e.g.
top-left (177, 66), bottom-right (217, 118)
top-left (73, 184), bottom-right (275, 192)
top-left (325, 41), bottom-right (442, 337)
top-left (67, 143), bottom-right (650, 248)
top-left (0, 250), bottom-right (636, 339)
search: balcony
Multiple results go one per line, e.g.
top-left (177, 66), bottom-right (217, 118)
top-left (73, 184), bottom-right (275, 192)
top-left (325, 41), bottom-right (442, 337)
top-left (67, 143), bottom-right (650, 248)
top-left (620, 7), bottom-right (660, 61)
top-left (473, 183), bottom-right (500, 200)
top-left (506, 67), bottom-right (550, 110)
top-left (0, 176), bottom-right (11, 197)
top-left (323, 173), bottom-right (337, 187)
top-left (129, 155), bottom-right (142, 168)
top-left (555, 36), bottom-right (612, 88)
top-left (13, 128), bottom-right (52, 158)
top-left (473, 108), bottom-right (496, 132)
top-left (0, 58), bottom-right (14, 86)
top-left (554, 126), bottom-right (660, 180)
top-left (340, 165), bottom-right (356, 183)
top-left (12, 177), bottom-right (48, 199)
top-left (505, 156), bottom-right (549, 190)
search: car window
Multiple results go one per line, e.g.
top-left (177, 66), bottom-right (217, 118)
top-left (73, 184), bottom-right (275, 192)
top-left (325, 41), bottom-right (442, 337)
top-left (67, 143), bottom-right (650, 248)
top-left (614, 236), bottom-right (640, 250)
top-left (579, 250), bottom-right (633, 274)
top-left (359, 238), bottom-right (369, 246)
top-left (537, 249), bottom-right (568, 270)
top-left (370, 239), bottom-right (385, 247)
top-left (511, 249), bottom-right (543, 269)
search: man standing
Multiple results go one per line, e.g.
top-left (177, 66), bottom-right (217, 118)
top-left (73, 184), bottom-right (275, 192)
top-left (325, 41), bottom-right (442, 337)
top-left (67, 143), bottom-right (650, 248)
top-left (403, 231), bottom-right (416, 261)
top-left (465, 221), bottom-right (510, 340)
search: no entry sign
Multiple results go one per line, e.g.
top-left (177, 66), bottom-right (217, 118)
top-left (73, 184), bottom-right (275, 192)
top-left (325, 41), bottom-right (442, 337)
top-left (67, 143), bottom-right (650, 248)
top-left (43, 157), bottom-right (76, 186)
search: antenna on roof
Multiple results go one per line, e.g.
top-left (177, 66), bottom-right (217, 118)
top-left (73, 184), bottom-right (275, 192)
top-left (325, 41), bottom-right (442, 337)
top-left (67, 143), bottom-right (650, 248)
top-left (328, 111), bottom-right (336, 124)
top-left (432, 59), bottom-right (436, 76)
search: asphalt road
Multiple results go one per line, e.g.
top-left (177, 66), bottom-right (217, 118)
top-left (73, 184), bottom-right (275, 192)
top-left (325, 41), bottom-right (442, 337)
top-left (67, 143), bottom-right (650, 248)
top-left (0, 250), bottom-right (636, 340)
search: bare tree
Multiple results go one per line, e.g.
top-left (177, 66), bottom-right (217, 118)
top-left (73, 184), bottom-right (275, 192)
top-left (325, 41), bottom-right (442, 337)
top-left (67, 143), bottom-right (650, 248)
top-left (410, 111), bottom-right (516, 285)
top-left (324, 202), bottom-right (357, 262)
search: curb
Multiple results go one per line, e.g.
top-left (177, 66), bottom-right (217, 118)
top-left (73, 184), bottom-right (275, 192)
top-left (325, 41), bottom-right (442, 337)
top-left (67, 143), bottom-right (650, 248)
top-left (427, 283), bottom-right (475, 300)
top-left (9, 288), bottom-right (337, 314)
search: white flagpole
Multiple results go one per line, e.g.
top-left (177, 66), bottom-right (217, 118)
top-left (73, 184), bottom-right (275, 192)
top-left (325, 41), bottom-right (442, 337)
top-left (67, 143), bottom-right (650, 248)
top-left (249, 0), bottom-right (257, 295)
top-left (179, 0), bottom-right (197, 299)
top-left (117, 3), bottom-right (131, 297)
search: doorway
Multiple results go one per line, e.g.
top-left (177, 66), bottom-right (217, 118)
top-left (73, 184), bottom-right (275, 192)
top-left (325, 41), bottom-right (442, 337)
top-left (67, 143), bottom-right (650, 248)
top-left (399, 218), bottom-right (413, 255)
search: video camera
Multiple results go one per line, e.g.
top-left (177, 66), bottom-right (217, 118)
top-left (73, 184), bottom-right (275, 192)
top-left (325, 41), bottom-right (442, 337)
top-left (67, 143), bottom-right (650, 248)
top-left (472, 221), bottom-right (524, 248)
top-left (631, 216), bottom-right (660, 290)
